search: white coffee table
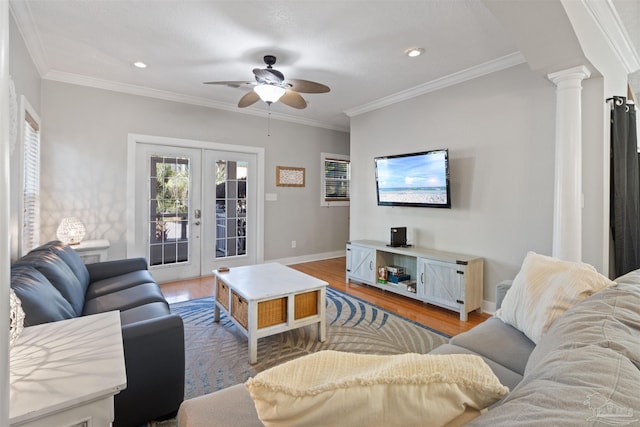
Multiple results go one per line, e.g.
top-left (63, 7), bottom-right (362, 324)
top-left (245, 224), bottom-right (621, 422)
top-left (213, 263), bottom-right (327, 364)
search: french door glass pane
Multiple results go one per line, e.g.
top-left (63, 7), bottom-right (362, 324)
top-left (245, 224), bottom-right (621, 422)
top-left (215, 160), bottom-right (248, 258)
top-left (149, 156), bottom-right (190, 266)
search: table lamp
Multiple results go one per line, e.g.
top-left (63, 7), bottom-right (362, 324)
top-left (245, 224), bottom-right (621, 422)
top-left (56, 216), bottom-right (86, 245)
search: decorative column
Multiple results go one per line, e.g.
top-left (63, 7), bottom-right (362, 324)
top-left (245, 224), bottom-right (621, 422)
top-left (547, 65), bottom-right (591, 262)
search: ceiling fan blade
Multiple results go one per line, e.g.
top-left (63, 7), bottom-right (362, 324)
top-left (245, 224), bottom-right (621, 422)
top-left (203, 81), bottom-right (255, 89)
top-left (287, 79), bottom-right (330, 94)
top-left (253, 68), bottom-right (284, 84)
top-left (279, 90), bottom-right (307, 109)
top-left (238, 91), bottom-right (260, 108)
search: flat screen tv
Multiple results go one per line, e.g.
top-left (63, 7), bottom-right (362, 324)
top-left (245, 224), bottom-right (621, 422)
top-left (374, 149), bottom-right (451, 208)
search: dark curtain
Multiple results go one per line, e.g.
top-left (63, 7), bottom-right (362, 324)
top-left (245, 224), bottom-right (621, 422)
top-left (610, 96), bottom-right (640, 276)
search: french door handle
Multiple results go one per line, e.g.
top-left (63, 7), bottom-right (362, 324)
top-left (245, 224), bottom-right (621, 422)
top-left (194, 209), bottom-right (201, 219)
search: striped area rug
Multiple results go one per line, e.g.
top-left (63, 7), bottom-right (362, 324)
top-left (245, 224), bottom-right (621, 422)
top-left (170, 287), bottom-right (449, 400)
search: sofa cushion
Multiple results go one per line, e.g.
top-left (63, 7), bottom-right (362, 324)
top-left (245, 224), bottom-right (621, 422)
top-left (30, 240), bottom-right (90, 290)
top-left (15, 249), bottom-right (88, 316)
top-left (525, 282), bottom-right (640, 375)
top-left (86, 257), bottom-right (149, 283)
top-left (465, 346), bottom-right (640, 427)
top-left (468, 281), bottom-right (640, 426)
top-left (86, 269), bottom-right (157, 299)
top-left (10, 265), bottom-right (75, 326)
top-left (245, 350), bottom-right (508, 427)
top-left (82, 282), bottom-right (168, 315)
top-left (119, 302), bottom-right (171, 325)
top-left (494, 280), bottom-right (513, 311)
top-left (449, 317), bottom-right (535, 376)
top-left (613, 268), bottom-right (640, 287)
top-left (178, 384), bottom-right (263, 427)
top-left (429, 343), bottom-right (523, 392)
top-left (495, 251), bottom-right (615, 344)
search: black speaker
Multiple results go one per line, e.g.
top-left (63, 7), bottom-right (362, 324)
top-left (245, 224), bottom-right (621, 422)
top-left (389, 227), bottom-right (407, 247)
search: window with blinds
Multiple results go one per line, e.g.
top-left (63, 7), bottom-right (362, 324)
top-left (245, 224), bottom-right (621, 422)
top-left (21, 103), bottom-right (41, 255)
top-left (321, 152), bottom-right (350, 207)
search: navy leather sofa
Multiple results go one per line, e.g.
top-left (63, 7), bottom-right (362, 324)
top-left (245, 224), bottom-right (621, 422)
top-left (11, 240), bottom-right (185, 427)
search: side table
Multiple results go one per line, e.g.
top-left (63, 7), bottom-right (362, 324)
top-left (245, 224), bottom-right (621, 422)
top-left (71, 239), bottom-right (110, 263)
top-left (10, 312), bottom-right (127, 427)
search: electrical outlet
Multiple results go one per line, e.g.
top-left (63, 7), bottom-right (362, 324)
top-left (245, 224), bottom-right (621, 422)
top-left (291, 240), bottom-right (297, 248)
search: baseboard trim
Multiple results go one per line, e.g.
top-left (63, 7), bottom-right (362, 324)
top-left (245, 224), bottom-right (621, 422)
top-left (267, 250), bottom-right (345, 266)
top-left (482, 300), bottom-right (496, 316)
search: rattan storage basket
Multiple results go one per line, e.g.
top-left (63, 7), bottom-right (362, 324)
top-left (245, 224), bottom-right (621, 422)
top-left (231, 291), bottom-right (249, 329)
top-left (216, 280), bottom-right (230, 310)
top-left (257, 297), bottom-right (288, 329)
top-left (229, 289), bottom-right (320, 331)
top-left (294, 290), bottom-right (319, 319)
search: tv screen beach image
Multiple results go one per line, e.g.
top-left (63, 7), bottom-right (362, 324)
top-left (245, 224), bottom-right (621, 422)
top-left (376, 151), bottom-right (448, 205)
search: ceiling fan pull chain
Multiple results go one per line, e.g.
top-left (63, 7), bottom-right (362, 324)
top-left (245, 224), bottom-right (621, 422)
top-left (268, 106), bottom-right (272, 137)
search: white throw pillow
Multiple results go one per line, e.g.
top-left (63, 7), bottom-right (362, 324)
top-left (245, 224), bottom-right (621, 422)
top-left (245, 350), bottom-right (508, 427)
top-left (495, 251), bottom-right (615, 344)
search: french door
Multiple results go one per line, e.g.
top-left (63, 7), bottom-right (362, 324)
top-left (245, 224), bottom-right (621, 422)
top-left (132, 140), bottom-right (260, 283)
top-left (202, 150), bottom-right (258, 274)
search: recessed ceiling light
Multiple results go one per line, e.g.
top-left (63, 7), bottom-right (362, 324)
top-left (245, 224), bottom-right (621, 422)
top-left (133, 61), bottom-right (147, 69)
top-left (405, 47), bottom-right (425, 58)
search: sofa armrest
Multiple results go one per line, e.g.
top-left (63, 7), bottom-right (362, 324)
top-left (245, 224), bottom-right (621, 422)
top-left (495, 280), bottom-right (513, 311)
top-left (86, 258), bottom-right (149, 282)
top-left (116, 314), bottom-right (185, 426)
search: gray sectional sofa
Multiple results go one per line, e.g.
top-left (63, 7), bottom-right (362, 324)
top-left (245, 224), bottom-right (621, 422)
top-left (177, 269), bottom-right (640, 426)
top-left (11, 240), bottom-right (185, 427)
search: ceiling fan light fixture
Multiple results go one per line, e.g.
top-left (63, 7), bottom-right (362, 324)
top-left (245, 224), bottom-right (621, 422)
top-left (254, 84), bottom-right (286, 104)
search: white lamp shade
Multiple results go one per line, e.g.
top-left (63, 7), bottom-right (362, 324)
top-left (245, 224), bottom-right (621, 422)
top-left (254, 84), bottom-right (286, 104)
top-left (56, 217), bottom-right (87, 245)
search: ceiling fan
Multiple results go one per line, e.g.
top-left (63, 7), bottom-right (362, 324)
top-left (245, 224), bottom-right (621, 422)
top-left (204, 55), bottom-right (330, 109)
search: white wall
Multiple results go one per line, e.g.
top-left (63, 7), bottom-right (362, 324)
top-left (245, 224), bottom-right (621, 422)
top-left (39, 80), bottom-right (349, 262)
top-left (350, 64), bottom-right (557, 303)
top-left (1, 1), bottom-right (11, 424)
top-left (9, 16), bottom-right (40, 109)
top-left (8, 15), bottom-right (41, 260)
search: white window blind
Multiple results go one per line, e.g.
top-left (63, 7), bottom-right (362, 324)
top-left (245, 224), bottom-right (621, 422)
top-left (22, 108), bottom-right (40, 254)
top-left (321, 153), bottom-right (350, 207)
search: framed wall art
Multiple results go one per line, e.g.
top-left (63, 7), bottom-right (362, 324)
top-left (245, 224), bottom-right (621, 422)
top-left (276, 166), bottom-right (305, 187)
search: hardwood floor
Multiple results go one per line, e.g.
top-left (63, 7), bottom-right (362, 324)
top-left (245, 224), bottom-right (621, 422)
top-left (160, 257), bottom-right (489, 337)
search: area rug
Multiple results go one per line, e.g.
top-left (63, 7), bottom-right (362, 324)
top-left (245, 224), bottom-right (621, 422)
top-left (170, 287), bottom-right (449, 400)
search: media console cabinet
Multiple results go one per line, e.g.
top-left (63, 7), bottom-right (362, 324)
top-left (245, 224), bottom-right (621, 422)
top-left (346, 240), bottom-right (483, 321)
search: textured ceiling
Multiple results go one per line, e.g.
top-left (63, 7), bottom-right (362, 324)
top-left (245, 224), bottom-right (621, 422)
top-left (10, 0), bottom-right (640, 131)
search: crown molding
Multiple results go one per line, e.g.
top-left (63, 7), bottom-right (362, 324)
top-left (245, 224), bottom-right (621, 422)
top-left (43, 70), bottom-right (349, 132)
top-left (581, 0), bottom-right (640, 74)
top-left (344, 52), bottom-right (526, 118)
top-left (9, 0), bottom-right (48, 77)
